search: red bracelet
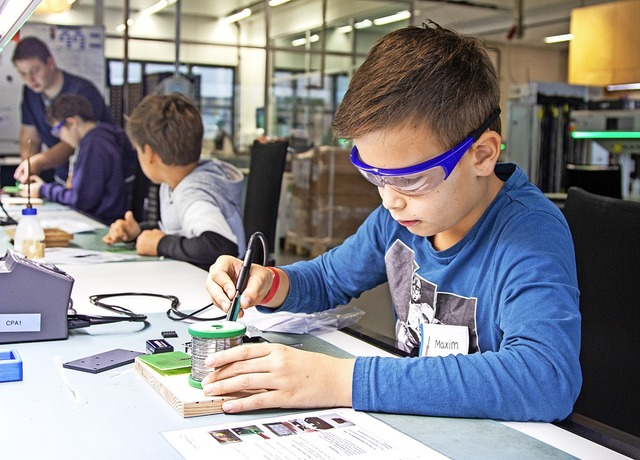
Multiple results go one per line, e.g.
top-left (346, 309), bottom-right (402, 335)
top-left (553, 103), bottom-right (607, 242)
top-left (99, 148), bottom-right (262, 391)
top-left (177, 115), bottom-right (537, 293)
top-left (261, 267), bottom-right (280, 304)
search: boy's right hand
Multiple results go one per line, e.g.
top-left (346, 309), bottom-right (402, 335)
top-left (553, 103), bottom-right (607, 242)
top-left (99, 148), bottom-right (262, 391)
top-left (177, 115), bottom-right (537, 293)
top-left (206, 255), bottom-right (280, 315)
top-left (102, 211), bottom-right (141, 244)
top-left (14, 157), bottom-right (42, 184)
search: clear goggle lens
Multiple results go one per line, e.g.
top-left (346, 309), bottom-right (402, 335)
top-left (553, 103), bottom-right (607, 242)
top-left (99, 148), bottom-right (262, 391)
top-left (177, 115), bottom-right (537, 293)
top-left (357, 166), bottom-right (446, 196)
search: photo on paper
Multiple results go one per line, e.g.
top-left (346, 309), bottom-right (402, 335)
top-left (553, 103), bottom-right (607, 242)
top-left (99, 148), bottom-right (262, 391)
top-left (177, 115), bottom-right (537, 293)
top-left (231, 425), bottom-right (271, 440)
top-left (208, 429), bottom-right (242, 444)
top-left (288, 419), bottom-right (315, 432)
top-left (264, 422), bottom-right (297, 437)
top-left (303, 416), bottom-right (335, 430)
top-left (330, 416), bottom-right (354, 428)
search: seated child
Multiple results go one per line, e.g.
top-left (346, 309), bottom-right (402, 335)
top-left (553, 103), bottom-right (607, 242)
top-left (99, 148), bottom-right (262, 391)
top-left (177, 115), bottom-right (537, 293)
top-left (201, 23), bottom-right (581, 422)
top-left (22, 93), bottom-right (136, 224)
top-left (103, 93), bottom-right (246, 269)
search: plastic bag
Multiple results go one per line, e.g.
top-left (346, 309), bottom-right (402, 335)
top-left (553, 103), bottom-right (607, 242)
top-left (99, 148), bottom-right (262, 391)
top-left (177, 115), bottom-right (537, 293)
top-left (245, 305), bottom-right (365, 335)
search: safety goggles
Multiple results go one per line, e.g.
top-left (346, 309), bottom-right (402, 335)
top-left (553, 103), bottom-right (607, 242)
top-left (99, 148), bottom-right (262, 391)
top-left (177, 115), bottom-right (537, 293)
top-left (350, 108), bottom-right (501, 196)
top-left (50, 119), bottom-right (66, 137)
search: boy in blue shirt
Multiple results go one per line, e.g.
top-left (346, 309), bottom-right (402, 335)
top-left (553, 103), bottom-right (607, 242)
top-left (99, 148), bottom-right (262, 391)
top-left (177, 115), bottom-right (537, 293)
top-left (202, 23), bottom-right (581, 422)
top-left (22, 94), bottom-right (135, 225)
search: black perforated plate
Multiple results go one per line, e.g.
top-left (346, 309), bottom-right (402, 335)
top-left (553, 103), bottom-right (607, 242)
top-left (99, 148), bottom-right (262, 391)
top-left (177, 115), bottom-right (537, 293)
top-left (62, 348), bottom-right (144, 374)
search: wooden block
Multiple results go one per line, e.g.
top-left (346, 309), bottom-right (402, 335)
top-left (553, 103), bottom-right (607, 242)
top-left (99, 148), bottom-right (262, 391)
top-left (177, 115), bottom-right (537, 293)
top-left (134, 358), bottom-right (249, 418)
top-left (43, 228), bottom-right (74, 247)
top-left (5, 227), bottom-right (74, 248)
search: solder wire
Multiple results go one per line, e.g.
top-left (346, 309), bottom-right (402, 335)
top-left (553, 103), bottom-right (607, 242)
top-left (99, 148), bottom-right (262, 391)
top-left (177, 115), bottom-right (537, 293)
top-left (187, 232), bottom-right (266, 386)
top-left (189, 334), bottom-right (244, 382)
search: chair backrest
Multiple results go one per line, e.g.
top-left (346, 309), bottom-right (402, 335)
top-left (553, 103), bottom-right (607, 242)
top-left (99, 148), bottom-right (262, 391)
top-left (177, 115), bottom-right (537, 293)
top-left (563, 187), bottom-right (640, 438)
top-left (565, 163), bottom-right (622, 199)
top-left (128, 169), bottom-right (161, 224)
top-left (129, 159), bottom-right (151, 223)
top-left (243, 139), bottom-right (289, 265)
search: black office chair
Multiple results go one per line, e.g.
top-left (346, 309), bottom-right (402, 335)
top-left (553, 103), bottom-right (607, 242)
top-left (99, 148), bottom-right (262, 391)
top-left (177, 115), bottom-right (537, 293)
top-left (562, 187), bottom-right (640, 451)
top-left (129, 159), bottom-right (151, 223)
top-left (565, 163), bottom-right (622, 199)
top-left (243, 139), bottom-right (289, 266)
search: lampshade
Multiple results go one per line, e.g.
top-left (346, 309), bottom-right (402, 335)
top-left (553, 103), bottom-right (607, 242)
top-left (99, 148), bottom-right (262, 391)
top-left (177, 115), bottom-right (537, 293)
top-left (36, 0), bottom-right (74, 15)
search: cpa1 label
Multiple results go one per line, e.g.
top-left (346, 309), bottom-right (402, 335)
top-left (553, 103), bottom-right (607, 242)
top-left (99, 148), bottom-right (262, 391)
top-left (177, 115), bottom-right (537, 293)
top-left (0, 314), bottom-right (42, 332)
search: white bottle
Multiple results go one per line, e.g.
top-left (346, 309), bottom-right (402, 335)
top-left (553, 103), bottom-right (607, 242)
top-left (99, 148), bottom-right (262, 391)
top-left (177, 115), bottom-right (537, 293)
top-left (14, 207), bottom-right (45, 259)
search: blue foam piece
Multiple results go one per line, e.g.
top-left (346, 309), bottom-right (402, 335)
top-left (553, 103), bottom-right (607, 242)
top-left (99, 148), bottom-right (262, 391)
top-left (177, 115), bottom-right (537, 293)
top-left (0, 349), bottom-right (23, 383)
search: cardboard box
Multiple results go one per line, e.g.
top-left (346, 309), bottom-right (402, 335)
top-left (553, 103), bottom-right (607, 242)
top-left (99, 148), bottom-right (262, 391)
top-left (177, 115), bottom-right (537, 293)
top-left (289, 146), bottom-right (381, 251)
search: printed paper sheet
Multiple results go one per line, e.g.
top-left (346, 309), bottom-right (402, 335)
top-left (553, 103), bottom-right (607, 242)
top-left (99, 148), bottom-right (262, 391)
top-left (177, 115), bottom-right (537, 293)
top-left (163, 408), bottom-right (449, 459)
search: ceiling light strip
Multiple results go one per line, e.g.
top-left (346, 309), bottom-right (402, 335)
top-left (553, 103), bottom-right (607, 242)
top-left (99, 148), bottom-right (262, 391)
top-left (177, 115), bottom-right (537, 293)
top-left (141, 0), bottom-right (169, 16)
top-left (222, 8), bottom-right (251, 24)
top-left (373, 10), bottom-right (411, 26)
top-left (607, 83), bottom-right (640, 91)
top-left (354, 19), bottom-right (372, 30)
top-left (544, 33), bottom-right (573, 44)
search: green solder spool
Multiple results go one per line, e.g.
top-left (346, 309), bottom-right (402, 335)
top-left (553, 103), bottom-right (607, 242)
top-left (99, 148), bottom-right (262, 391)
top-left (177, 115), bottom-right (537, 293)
top-left (187, 320), bottom-right (246, 389)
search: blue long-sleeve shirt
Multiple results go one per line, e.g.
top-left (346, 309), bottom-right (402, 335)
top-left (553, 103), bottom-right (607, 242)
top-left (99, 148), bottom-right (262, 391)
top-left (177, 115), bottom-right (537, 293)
top-left (273, 163), bottom-right (581, 422)
top-left (39, 123), bottom-right (136, 224)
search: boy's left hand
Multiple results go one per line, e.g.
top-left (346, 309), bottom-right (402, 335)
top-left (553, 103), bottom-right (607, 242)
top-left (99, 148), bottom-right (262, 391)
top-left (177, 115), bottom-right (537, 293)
top-left (135, 229), bottom-right (164, 256)
top-left (201, 343), bottom-right (355, 413)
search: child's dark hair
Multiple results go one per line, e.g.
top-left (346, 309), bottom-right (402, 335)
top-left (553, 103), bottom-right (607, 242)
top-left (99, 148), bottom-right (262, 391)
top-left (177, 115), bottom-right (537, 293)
top-left (12, 37), bottom-right (52, 64)
top-left (126, 94), bottom-right (203, 165)
top-left (47, 94), bottom-right (94, 124)
top-left (332, 22), bottom-right (501, 150)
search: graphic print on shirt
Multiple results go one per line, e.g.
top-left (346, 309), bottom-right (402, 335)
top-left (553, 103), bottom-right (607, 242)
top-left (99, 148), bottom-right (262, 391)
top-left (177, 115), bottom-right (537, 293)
top-left (385, 239), bottom-right (479, 353)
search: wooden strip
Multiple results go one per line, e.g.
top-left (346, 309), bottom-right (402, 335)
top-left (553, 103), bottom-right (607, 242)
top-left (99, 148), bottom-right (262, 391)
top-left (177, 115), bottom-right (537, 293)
top-left (134, 358), bottom-right (247, 418)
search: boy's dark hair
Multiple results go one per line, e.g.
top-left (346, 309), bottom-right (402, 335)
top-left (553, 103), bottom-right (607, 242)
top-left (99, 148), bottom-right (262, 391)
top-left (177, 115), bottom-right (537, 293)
top-left (332, 22), bottom-right (501, 150)
top-left (126, 94), bottom-right (203, 166)
top-left (47, 94), bottom-right (95, 124)
top-left (12, 36), bottom-right (53, 64)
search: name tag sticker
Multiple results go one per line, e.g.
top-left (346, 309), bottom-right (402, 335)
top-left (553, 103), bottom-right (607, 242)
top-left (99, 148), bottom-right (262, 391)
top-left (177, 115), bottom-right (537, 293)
top-left (420, 323), bottom-right (469, 357)
top-left (0, 314), bottom-right (42, 332)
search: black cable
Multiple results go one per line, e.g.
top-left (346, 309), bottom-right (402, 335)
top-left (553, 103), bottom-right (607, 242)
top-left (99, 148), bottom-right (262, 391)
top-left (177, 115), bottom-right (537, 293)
top-left (248, 231), bottom-right (269, 267)
top-left (166, 302), bottom-right (226, 322)
top-left (67, 313), bottom-right (148, 329)
top-left (68, 292), bottom-right (172, 329)
top-left (89, 292), bottom-right (170, 319)
top-left (0, 199), bottom-right (18, 226)
top-left (72, 232), bottom-right (270, 326)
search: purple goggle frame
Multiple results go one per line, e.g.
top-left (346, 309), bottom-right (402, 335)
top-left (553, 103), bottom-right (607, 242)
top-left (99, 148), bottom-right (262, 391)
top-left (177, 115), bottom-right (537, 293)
top-left (350, 108), bottom-right (501, 195)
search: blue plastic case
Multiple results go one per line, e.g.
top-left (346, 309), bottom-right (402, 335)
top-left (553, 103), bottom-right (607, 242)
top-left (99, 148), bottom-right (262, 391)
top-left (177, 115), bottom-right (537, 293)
top-left (0, 349), bottom-right (23, 382)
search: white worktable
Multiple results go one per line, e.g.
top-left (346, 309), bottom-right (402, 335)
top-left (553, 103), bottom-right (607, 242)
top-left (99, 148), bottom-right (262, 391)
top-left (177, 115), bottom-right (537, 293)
top-left (0, 258), bottom-right (631, 459)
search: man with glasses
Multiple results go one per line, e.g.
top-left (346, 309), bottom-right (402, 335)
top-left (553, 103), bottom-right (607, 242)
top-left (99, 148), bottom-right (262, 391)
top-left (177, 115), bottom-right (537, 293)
top-left (11, 36), bottom-right (113, 185)
top-left (202, 22), bottom-right (581, 423)
top-left (21, 94), bottom-right (135, 225)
